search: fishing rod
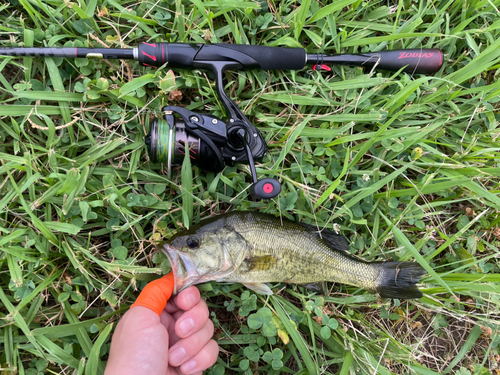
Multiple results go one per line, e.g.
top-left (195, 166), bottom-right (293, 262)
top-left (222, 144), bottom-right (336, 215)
top-left (1, 43), bottom-right (443, 199)
top-left (0, 43), bottom-right (443, 73)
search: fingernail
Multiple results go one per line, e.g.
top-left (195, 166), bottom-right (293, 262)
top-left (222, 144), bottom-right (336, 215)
top-left (169, 347), bottom-right (186, 366)
top-left (179, 318), bottom-right (195, 335)
top-left (181, 360), bottom-right (197, 374)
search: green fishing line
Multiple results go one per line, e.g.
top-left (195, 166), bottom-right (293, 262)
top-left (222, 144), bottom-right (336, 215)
top-left (156, 119), bottom-right (174, 163)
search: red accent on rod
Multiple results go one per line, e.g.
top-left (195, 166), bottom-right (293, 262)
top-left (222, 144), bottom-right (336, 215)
top-left (143, 43), bottom-right (157, 47)
top-left (397, 52), bottom-right (435, 59)
top-left (141, 51), bottom-right (157, 62)
top-left (312, 64), bottom-right (331, 72)
top-left (75, 47), bottom-right (77, 57)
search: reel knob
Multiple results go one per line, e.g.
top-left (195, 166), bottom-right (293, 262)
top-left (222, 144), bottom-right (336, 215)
top-left (250, 178), bottom-right (281, 200)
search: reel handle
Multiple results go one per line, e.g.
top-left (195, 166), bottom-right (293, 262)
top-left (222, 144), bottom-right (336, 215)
top-left (235, 131), bottom-right (281, 200)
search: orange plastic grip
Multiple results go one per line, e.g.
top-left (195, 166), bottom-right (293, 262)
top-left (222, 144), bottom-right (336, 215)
top-left (131, 272), bottom-right (175, 316)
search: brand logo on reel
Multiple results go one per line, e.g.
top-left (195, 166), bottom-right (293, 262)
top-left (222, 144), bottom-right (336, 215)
top-left (398, 52), bottom-right (434, 59)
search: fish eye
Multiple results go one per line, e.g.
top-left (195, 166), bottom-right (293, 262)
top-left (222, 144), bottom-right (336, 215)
top-left (186, 236), bottom-right (200, 249)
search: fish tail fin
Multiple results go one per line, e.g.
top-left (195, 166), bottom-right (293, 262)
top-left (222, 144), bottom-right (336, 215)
top-left (375, 262), bottom-right (426, 299)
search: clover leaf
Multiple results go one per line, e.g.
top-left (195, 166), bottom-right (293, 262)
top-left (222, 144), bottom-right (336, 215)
top-left (239, 292), bottom-right (257, 317)
top-left (247, 307), bottom-right (277, 337)
top-left (262, 348), bottom-right (283, 370)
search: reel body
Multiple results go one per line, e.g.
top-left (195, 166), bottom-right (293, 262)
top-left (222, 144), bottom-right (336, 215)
top-left (145, 107), bottom-right (281, 200)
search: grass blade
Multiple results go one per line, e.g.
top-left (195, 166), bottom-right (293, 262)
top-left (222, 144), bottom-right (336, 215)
top-left (271, 296), bottom-right (317, 375)
top-left (308, 0), bottom-right (357, 24)
top-left (181, 143), bottom-right (193, 228)
top-left (85, 323), bottom-right (113, 375)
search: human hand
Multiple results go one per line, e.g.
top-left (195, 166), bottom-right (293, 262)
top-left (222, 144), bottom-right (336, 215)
top-left (105, 274), bottom-right (219, 375)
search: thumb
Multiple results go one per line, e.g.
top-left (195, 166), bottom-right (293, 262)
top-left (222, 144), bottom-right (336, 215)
top-left (131, 272), bottom-right (175, 315)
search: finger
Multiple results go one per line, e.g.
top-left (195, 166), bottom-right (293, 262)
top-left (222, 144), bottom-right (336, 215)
top-left (166, 310), bottom-right (191, 347)
top-left (159, 310), bottom-right (177, 342)
top-left (165, 286), bottom-right (201, 314)
top-left (106, 307), bottom-right (170, 375)
top-left (179, 340), bottom-right (219, 375)
top-left (131, 273), bottom-right (175, 316)
top-left (160, 309), bottom-right (198, 347)
top-left (168, 320), bottom-right (214, 367)
top-left (174, 299), bottom-right (210, 338)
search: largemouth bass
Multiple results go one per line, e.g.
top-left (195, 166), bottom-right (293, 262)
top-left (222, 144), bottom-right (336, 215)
top-left (161, 211), bottom-right (426, 299)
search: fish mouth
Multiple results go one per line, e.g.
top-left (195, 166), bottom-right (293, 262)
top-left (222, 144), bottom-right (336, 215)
top-left (162, 245), bottom-right (202, 294)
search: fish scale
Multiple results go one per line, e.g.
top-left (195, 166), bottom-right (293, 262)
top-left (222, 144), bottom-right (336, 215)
top-left (161, 211), bottom-right (426, 298)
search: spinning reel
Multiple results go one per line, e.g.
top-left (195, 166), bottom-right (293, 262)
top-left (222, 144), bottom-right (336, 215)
top-left (144, 59), bottom-right (281, 200)
top-left (145, 107), bottom-right (280, 200)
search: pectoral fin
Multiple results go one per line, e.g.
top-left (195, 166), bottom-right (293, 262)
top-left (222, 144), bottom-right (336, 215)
top-left (243, 283), bottom-right (274, 295)
top-left (245, 255), bottom-right (278, 271)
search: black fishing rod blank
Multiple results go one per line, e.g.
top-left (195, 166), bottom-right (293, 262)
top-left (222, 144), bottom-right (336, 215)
top-left (0, 43), bottom-right (443, 74)
top-left (0, 46), bottom-right (135, 60)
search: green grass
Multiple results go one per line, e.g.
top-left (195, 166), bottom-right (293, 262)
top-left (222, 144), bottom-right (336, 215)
top-left (1, 0), bottom-right (500, 374)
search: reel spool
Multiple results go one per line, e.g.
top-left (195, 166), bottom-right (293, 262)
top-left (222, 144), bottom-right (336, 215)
top-left (146, 108), bottom-right (226, 173)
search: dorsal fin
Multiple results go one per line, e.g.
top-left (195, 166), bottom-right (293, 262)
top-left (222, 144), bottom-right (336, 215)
top-left (296, 222), bottom-right (350, 252)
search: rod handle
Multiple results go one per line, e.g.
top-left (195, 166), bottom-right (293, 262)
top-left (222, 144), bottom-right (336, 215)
top-left (137, 42), bottom-right (306, 70)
